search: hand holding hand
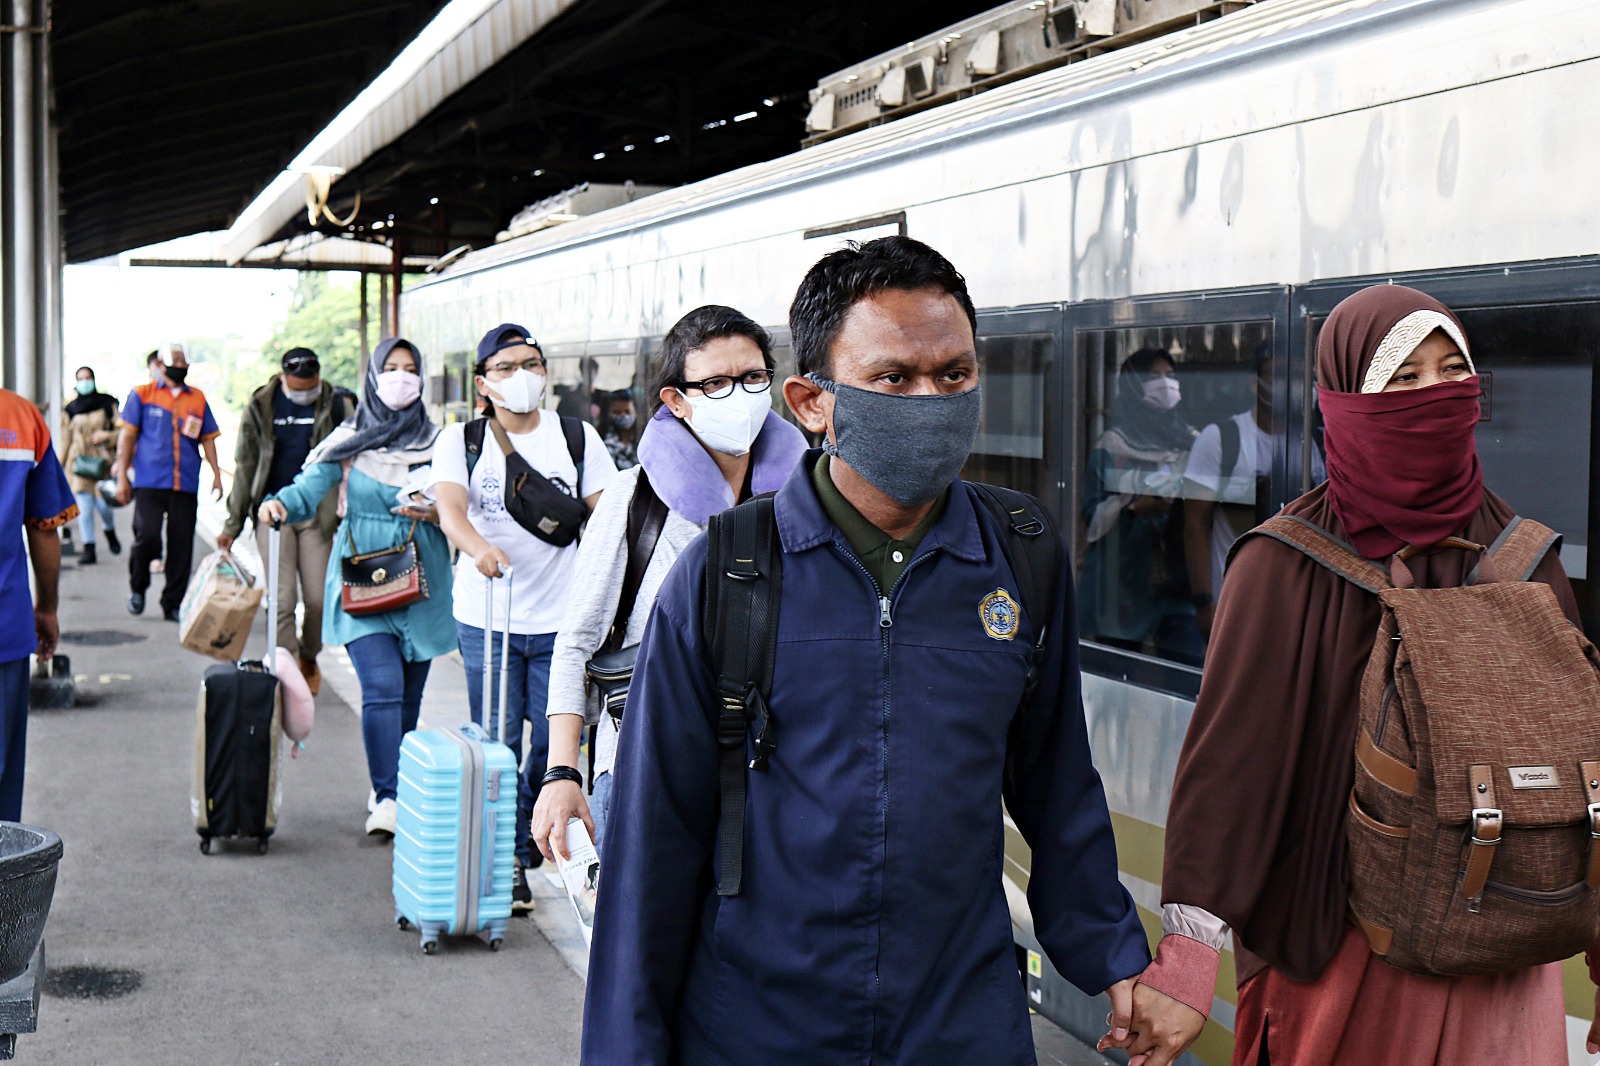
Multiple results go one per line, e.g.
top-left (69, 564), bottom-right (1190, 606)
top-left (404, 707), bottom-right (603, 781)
top-left (1123, 981), bottom-right (1207, 1066)
top-left (258, 499), bottom-right (288, 527)
top-left (530, 779), bottom-right (593, 864)
top-left (1096, 977), bottom-right (1136, 1052)
top-left (474, 546), bottom-right (512, 579)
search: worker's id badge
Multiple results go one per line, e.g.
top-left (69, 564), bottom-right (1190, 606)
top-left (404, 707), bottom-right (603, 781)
top-left (180, 415), bottom-right (203, 440)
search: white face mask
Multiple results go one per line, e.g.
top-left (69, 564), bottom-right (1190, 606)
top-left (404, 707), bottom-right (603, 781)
top-left (375, 370), bottom-right (422, 410)
top-left (683, 387), bottom-right (770, 456)
top-left (283, 383), bottom-right (319, 406)
top-left (485, 368), bottom-right (545, 414)
top-left (1142, 376), bottom-right (1181, 411)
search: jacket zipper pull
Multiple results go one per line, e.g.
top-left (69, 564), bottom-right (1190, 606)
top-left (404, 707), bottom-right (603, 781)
top-left (879, 596), bottom-right (893, 629)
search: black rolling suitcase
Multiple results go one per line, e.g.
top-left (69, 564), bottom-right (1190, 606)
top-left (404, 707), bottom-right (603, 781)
top-left (192, 522), bottom-right (284, 854)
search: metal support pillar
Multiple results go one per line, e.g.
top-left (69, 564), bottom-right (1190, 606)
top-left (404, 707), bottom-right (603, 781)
top-left (2, 0), bottom-right (59, 414)
top-left (358, 270), bottom-right (370, 380)
top-left (389, 241), bottom-right (403, 335)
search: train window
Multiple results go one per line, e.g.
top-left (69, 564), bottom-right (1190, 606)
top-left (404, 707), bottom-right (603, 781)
top-left (961, 332), bottom-right (1054, 501)
top-left (1077, 320), bottom-right (1274, 666)
top-left (1308, 300), bottom-right (1600, 638)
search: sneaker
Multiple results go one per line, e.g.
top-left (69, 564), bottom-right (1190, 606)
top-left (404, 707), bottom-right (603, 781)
top-left (162, 608), bottom-right (181, 623)
top-left (366, 798), bottom-right (397, 837)
top-left (151, 558), bottom-right (164, 574)
top-left (104, 529), bottom-right (121, 555)
top-left (298, 656), bottom-right (322, 696)
top-left (367, 789), bottom-right (378, 814)
top-left (127, 591), bottom-right (145, 615)
top-left (79, 542), bottom-right (97, 565)
top-left (511, 863), bottom-right (536, 915)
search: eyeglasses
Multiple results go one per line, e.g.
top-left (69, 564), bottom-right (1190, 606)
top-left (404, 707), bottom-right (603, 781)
top-left (675, 369), bottom-right (773, 398)
top-left (482, 356), bottom-right (547, 379)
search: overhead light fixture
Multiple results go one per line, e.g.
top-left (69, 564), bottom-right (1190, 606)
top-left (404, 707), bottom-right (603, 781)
top-left (593, 152), bottom-right (606, 160)
top-left (653, 134), bottom-right (671, 144)
top-left (428, 196), bottom-right (439, 205)
top-left (623, 144), bottom-right (635, 151)
top-left (733, 111), bottom-right (757, 122)
top-left (533, 168), bottom-right (545, 176)
top-left (763, 97), bottom-right (778, 107)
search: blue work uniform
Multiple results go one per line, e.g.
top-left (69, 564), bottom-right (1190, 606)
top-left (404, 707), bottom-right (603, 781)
top-left (583, 453), bottom-right (1149, 1065)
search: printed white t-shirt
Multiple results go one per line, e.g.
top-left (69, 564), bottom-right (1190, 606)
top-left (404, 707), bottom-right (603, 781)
top-left (431, 414), bottom-right (617, 635)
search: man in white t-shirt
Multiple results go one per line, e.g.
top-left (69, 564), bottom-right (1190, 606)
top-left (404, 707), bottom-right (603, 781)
top-left (433, 323), bottom-right (617, 913)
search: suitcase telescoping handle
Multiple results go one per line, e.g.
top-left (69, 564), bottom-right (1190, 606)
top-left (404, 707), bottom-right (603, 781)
top-left (481, 565), bottom-right (514, 746)
top-left (265, 518), bottom-right (282, 675)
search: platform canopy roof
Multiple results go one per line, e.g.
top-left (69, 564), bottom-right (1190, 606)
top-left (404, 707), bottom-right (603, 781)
top-left (54, 0), bottom-right (990, 266)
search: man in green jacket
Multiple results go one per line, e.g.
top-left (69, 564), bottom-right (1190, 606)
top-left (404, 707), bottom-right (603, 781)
top-left (217, 348), bottom-right (345, 694)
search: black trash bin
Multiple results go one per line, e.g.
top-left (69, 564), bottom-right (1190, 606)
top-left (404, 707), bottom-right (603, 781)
top-left (0, 825), bottom-right (61, 984)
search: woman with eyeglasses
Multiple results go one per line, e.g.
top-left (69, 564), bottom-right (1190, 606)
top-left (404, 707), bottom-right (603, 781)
top-left (432, 323), bottom-right (619, 913)
top-left (531, 305), bottom-right (808, 868)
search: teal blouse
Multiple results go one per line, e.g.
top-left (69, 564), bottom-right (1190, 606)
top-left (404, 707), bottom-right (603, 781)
top-left (268, 462), bottom-right (457, 662)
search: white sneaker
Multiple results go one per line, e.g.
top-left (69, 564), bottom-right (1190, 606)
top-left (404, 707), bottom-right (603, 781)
top-left (367, 789), bottom-right (378, 813)
top-left (366, 798), bottom-right (397, 837)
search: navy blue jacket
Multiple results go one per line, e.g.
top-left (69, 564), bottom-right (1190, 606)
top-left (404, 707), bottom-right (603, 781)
top-left (582, 457), bottom-right (1149, 1065)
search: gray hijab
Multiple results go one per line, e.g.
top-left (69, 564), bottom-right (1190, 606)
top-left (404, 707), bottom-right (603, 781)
top-left (307, 337), bottom-right (437, 465)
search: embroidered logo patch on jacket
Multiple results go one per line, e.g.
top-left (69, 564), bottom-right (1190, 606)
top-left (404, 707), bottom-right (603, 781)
top-left (979, 588), bottom-right (1020, 640)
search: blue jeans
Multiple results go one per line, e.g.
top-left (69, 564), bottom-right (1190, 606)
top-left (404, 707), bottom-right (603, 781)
top-left (590, 769), bottom-right (614, 854)
top-left (74, 490), bottom-right (114, 545)
top-left (345, 633), bottom-right (431, 803)
top-left (0, 659), bottom-right (27, 821)
top-left (456, 623), bottom-right (555, 867)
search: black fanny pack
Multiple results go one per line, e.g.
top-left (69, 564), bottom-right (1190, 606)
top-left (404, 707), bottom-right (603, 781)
top-left (467, 415), bottom-right (588, 547)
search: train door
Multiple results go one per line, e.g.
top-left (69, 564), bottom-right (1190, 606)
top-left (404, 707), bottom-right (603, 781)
top-left (961, 306), bottom-right (1066, 520)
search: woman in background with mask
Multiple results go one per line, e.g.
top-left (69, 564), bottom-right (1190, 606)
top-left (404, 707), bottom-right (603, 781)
top-left (1078, 348), bottom-right (1204, 665)
top-left (259, 337), bottom-right (451, 838)
top-left (61, 366), bottom-right (121, 565)
top-left (532, 305), bottom-right (807, 864)
top-left (599, 389), bottom-right (639, 470)
top-left (432, 324), bottom-right (618, 912)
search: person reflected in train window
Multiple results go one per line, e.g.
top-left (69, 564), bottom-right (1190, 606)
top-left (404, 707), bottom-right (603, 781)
top-left (1078, 349), bottom-right (1204, 664)
top-left (1120, 285), bottom-right (1590, 1066)
top-left (582, 236), bottom-right (1149, 1065)
top-left (597, 389), bottom-right (638, 470)
top-left (533, 306), bottom-right (806, 865)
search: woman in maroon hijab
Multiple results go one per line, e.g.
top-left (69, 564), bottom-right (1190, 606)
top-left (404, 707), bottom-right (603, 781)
top-left (1104, 285), bottom-right (1596, 1066)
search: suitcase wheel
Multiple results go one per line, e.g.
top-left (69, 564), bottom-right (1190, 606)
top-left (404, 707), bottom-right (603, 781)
top-left (421, 939), bottom-right (438, 955)
top-left (199, 837), bottom-right (211, 855)
top-left (489, 938), bottom-right (503, 952)
top-left (396, 916), bottom-right (411, 932)
top-left (257, 839), bottom-right (269, 855)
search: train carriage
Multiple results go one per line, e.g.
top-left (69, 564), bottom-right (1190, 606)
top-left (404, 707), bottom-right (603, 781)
top-left (403, 0), bottom-right (1600, 1059)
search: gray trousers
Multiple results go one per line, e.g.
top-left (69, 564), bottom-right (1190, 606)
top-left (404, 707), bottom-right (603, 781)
top-left (255, 517), bottom-right (330, 661)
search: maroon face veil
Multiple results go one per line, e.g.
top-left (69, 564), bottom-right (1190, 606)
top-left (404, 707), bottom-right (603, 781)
top-left (1315, 285), bottom-right (1483, 558)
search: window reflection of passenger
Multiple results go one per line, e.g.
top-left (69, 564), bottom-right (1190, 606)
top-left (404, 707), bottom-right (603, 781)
top-left (1079, 349), bottom-right (1204, 665)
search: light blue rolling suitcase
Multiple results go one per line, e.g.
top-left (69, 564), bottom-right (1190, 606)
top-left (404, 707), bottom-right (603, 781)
top-left (392, 572), bottom-right (518, 953)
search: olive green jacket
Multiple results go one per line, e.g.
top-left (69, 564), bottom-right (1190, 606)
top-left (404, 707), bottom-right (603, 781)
top-left (222, 375), bottom-right (345, 539)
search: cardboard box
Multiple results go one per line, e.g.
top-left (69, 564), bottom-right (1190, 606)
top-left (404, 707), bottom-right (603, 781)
top-left (178, 553), bottom-right (264, 661)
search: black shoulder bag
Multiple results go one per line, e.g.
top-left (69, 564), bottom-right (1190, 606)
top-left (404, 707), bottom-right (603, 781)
top-left (584, 472), bottom-right (669, 722)
top-left (464, 414), bottom-right (588, 546)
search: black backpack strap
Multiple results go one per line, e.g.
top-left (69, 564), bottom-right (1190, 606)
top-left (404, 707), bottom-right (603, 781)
top-left (559, 415), bottom-right (586, 496)
top-left (1218, 417), bottom-right (1242, 494)
top-left (605, 472), bottom-right (669, 652)
top-left (968, 483), bottom-right (1064, 793)
top-left (464, 417), bottom-right (488, 480)
top-left (704, 496), bottom-right (781, 897)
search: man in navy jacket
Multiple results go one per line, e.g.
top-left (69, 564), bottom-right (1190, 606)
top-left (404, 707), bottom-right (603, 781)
top-left (582, 236), bottom-right (1149, 1064)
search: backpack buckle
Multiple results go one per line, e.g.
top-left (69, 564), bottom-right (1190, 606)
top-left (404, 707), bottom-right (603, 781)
top-left (1588, 803), bottom-right (1600, 839)
top-left (716, 696), bottom-right (747, 751)
top-left (1470, 807), bottom-right (1503, 845)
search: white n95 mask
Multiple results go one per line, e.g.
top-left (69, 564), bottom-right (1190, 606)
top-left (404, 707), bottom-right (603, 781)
top-left (489, 369), bottom-right (546, 414)
top-left (684, 387), bottom-right (770, 457)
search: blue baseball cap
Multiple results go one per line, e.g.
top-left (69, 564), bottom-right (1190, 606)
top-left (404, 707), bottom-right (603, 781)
top-left (476, 323), bottom-right (541, 364)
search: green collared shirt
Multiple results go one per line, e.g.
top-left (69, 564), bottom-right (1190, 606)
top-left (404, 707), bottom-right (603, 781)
top-left (811, 453), bottom-right (946, 592)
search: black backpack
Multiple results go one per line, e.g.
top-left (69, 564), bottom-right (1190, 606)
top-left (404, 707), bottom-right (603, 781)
top-left (464, 414), bottom-right (588, 546)
top-left (703, 482), bottom-right (1063, 896)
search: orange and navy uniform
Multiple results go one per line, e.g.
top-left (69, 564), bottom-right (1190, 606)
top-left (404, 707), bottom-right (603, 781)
top-left (119, 381), bottom-right (220, 493)
top-left (0, 388), bottom-right (77, 663)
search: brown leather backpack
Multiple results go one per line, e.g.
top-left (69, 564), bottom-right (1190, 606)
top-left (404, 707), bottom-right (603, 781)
top-left (1252, 514), bottom-right (1600, 977)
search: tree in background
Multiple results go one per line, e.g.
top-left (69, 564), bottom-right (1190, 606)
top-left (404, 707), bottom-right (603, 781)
top-left (225, 271), bottom-right (363, 409)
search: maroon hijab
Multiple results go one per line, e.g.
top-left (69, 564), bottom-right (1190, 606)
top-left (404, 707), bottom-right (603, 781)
top-left (1316, 285), bottom-right (1483, 558)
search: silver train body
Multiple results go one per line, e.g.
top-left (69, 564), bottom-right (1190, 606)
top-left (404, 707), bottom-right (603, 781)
top-left (406, 0), bottom-right (1600, 1059)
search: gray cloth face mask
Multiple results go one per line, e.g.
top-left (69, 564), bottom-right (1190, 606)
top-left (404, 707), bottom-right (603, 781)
top-left (809, 373), bottom-right (982, 506)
